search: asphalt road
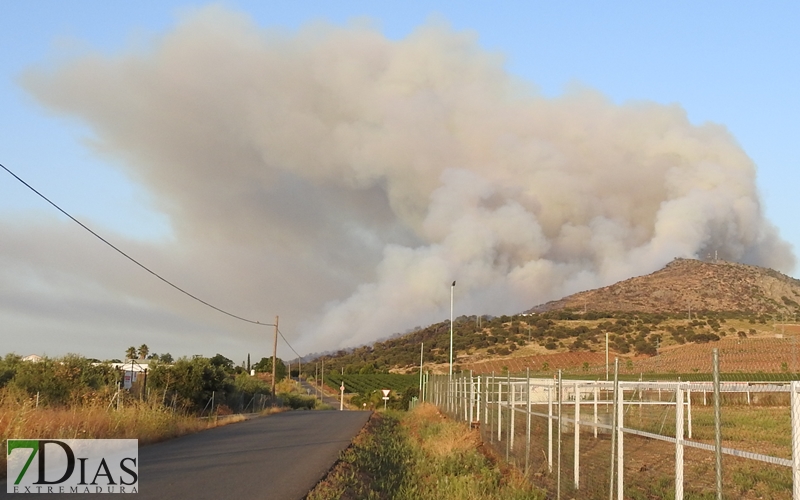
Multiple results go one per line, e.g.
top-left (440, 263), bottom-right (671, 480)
top-left (3, 410), bottom-right (371, 499)
top-left (298, 379), bottom-right (343, 408)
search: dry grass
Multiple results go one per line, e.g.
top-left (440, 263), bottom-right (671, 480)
top-left (308, 406), bottom-right (544, 500)
top-left (403, 403), bottom-right (481, 458)
top-left (0, 389), bottom-right (268, 480)
top-left (402, 404), bottom-right (544, 499)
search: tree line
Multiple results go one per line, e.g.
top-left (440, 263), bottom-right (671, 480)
top-left (0, 352), bottom-right (289, 413)
top-left (305, 310), bottom-right (771, 376)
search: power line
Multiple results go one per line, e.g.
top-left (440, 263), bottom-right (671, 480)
top-left (278, 328), bottom-right (302, 360)
top-left (0, 162), bottom-right (275, 327)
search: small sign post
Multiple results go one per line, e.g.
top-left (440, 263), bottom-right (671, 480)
top-left (381, 389), bottom-right (390, 410)
top-left (340, 383), bottom-right (345, 411)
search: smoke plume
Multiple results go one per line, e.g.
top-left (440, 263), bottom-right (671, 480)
top-left (18, 6), bottom-right (794, 353)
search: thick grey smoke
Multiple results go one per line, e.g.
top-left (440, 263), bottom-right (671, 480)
top-left (19, 6), bottom-right (794, 352)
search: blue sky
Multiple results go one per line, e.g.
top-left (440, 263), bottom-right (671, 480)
top-left (1, 1), bottom-right (798, 360)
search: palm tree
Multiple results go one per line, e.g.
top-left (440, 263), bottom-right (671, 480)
top-left (138, 344), bottom-right (149, 360)
top-left (125, 346), bottom-right (137, 360)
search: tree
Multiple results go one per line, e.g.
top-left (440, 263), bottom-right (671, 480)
top-left (159, 353), bottom-right (174, 364)
top-left (634, 340), bottom-right (657, 356)
top-left (147, 357), bottom-right (230, 411)
top-left (209, 354), bottom-right (234, 372)
top-left (0, 353), bottom-right (22, 389)
top-left (138, 344), bottom-right (149, 360)
top-left (10, 355), bottom-right (116, 406)
top-left (125, 347), bottom-right (137, 360)
top-left (253, 357), bottom-right (286, 381)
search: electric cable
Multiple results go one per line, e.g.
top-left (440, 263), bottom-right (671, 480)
top-left (278, 328), bottom-right (302, 359)
top-left (0, 161), bottom-right (275, 327)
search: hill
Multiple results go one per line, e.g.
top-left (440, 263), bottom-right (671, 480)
top-left (303, 259), bottom-right (800, 378)
top-left (529, 258), bottom-right (800, 315)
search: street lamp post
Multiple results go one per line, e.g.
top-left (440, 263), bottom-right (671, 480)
top-left (449, 281), bottom-right (456, 380)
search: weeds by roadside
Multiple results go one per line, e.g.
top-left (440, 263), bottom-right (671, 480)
top-left (0, 392), bottom-right (263, 480)
top-left (307, 404), bottom-right (545, 500)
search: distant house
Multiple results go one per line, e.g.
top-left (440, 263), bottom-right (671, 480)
top-left (112, 360), bottom-right (152, 390)
top-left (22, 354), bottom-right (43, 363)
top-left (111, 359), bottom-right (151, 372)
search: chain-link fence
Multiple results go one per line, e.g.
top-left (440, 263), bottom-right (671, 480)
top-left (422, 347), bottom-right (800, 499)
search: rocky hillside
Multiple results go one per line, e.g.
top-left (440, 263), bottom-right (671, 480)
top-left (304, 258), bottom-right (800, 377)
top-left (529, 258), bottom-right (800, 315)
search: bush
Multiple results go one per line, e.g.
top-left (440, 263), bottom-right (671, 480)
top-left (693, 333), bottom-right (720, 344)
top-left (8, 355), bottom-right (117, 406)
top-left (634, 340), bottom-right (657, 356)
top-left (281, 392), bottom-right (316, 410)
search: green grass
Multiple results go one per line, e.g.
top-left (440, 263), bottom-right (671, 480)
top-left (689, 406), bottom-right (791, 452)
top-left (306, 412), bottom-right (414, 499)
top-left (731, 463), bottom-right (792, 497)
top-left (307, 405), bottom-right (545, 500)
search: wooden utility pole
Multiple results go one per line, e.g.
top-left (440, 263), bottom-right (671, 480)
top-left (272, 315), bottom-right (279, 397)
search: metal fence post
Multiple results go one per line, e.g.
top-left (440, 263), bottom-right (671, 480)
top-left (557, 370), bottom-right (562, 500)
top-left (490, 372), bottom-right (495, 444)
top-left (457, 373), bottom-right (462, 420)
top-left (498, 373), bottom-right (503, 442)
top-left (594, 384), bottom-right (599, 439)
top-left (440, 373), bottom-right (444, 408)
top-left (507, 371), bottom-right (512, 462)
top-left (438, 374), bottom-right (442, 411)
top-left (526, 368), bottom-right (531, 477)
top-left (463, 373), bottom-right (469, 422)
top-left (453, 372), bottom-right (464, 420)
top-left (548, 382), bottom-right (554, 473)
top-left (475, 372), bottom-right (480, 424)
top-left (456, 373), bottom-right (461, 420)
top-left (454, 373), bottom-right (458, 417)
top-left (791, 380), bottom-right (800, 500)
top-left (609, 358), bottom-right (619, 500)
top-left (713, 349), bottom-right (723, 500)
top-left (484, 374), bottom-right (489, 425)
top-left (451, 374), bottom-right (455, 415)
top-left (617, 379), bottom-right (624, 500)
top-left (453, 371), bottom-right (464, 420)
top-left (676, 383), bottom-right (685, 500)
top-left (687, 386), bottom-right (693, 439)
top-left (511, 378), bottom-right (516, 452)
top-left (575, 381), bottom-right (580, 490)
top-left (446, 375), bottom-right (450, 413)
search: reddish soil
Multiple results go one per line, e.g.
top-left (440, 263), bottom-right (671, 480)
top-left (461, 351), bottom-right (607, 375)
top-left (454, 333), bottom-right (800, 376)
